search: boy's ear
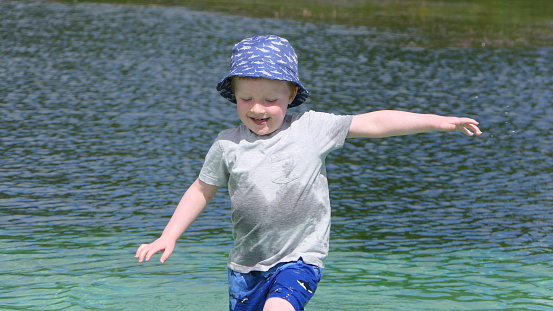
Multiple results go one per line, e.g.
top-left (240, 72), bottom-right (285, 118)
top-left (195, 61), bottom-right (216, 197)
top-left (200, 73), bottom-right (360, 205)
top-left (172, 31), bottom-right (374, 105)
top-left (290, 86), bottom-right (299, 100)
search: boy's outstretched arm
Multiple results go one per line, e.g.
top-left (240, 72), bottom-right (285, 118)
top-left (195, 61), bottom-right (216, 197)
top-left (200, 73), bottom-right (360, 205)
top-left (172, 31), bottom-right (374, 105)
top-left (347, 110), bottom-right (482, 138)
top-left (135, 178), bottom-right (219, 263)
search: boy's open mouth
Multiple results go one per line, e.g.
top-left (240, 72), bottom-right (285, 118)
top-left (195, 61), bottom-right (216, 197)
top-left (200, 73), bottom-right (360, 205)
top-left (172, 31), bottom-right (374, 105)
top-left (251, 117), bottom-right (269, 125)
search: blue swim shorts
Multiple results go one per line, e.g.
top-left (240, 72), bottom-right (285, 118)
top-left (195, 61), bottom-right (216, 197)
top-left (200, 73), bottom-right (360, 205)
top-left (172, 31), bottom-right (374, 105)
top-left (228, 258), bottom-right (323, 311)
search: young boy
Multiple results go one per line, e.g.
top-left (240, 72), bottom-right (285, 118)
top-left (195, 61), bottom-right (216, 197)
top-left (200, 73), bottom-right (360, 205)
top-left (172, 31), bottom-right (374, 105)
top-left (135, 35), bottom-right (482, 311)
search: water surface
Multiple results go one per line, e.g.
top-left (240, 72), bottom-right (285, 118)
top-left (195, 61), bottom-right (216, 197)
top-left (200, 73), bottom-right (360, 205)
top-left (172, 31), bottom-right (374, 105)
top-left (1, 1), bottom-right (553, 310)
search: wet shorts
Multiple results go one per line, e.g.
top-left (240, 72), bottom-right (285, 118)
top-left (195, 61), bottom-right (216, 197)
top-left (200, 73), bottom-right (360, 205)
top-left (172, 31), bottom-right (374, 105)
top-left (228, 258), bottom-right (323, 311)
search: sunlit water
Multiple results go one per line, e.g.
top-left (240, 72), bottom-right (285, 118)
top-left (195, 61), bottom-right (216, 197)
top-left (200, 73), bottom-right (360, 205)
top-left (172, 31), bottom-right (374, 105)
top-left (1, 1), bottom-right (553, 310)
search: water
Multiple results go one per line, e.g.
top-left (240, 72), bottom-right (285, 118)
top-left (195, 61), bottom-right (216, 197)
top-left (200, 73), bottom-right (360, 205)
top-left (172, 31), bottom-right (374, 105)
top-left (1, 1), bottom-right (553, 310)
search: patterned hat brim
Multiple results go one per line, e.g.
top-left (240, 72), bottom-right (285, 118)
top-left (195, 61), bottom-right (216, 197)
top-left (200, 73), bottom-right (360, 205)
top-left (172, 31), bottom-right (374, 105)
top-left (216, 75), bottom-right (309, 108)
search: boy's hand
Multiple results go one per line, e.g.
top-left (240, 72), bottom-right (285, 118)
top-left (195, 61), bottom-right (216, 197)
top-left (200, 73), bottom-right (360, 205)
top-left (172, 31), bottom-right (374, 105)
top-left (135, 237), bottom-right (175, 264)
top-left (439, 117), bottom-right (482, 136)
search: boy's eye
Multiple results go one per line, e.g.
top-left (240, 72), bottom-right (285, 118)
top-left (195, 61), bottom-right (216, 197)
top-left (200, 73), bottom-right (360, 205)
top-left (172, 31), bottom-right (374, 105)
top-left (240, 98), bottom-right (252, 102)
top-left (266, 99), bottom-right (277, 103)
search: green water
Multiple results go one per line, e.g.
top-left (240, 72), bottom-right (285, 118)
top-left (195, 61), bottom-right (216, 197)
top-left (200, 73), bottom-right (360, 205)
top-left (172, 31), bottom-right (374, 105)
top-left (55, 0), bottom-right (553, 47)
top-left (1, 1), bottom-right (553, 310)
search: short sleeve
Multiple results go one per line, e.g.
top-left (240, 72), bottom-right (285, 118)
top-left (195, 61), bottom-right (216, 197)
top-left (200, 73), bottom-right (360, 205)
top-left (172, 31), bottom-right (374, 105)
top-left (303, 110), bottom-right (353, 153)
top-left (199, 139), bottom-right (229, 187)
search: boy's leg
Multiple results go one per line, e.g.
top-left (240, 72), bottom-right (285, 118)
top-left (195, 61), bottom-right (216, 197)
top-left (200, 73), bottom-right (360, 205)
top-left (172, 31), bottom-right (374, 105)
top-left (263, 297), bottom-right (295, 311)
top-left (264, 258), bottom-right (323, 311)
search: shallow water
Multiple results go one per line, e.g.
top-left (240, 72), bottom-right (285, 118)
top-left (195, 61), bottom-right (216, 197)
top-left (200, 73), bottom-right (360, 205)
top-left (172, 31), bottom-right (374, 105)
top-left (1, 1), bottom-right (553, 310)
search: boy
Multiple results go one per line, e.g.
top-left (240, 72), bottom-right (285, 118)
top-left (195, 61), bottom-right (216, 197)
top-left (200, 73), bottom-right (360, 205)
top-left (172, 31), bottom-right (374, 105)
top-left (135, 35), bottom-right (481, 311)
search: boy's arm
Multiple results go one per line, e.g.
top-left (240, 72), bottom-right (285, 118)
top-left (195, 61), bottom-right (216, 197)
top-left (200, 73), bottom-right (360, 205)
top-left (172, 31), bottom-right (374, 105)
top-left (347, 110), bottom-right (482, 138)
top-left (135, 178), bottom-right (219, 263)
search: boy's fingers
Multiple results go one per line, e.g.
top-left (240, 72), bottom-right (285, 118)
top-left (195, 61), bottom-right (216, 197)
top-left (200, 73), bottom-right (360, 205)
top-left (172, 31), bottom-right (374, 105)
top-left (160, 252), bottom-right (168, 263)
top-left (139, 250), bottom-right (148, 263)
top-left (136, 244), bottom-right (154, 263)
top-left (135, 241), bottom-right (174, 264)
top-left (464, 124), bottom-right (481, 136)
top-left (455, 121), bottom-right (482, 136)
top-left (145, 247), bottom-right (158, 262)
top-left (135, 244), bottom-right (147, 258)
top-left (460, 117), bottom-right (478, 125)
top-left (160, 246), bottom-right (174, 263)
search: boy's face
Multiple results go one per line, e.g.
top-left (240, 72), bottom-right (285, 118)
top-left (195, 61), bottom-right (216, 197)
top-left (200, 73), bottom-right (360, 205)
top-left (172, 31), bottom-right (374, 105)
top-left (234, 78), bottom-right (296, 136)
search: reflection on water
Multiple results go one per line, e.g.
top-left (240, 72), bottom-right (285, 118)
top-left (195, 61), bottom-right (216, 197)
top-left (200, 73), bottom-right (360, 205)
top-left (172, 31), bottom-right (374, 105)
top-left (1, 1), bottom-right (553, 310)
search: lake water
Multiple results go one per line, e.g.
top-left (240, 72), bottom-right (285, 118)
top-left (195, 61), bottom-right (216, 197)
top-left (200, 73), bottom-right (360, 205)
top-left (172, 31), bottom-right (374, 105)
top-left (1, 1), bottom-right (553, 310)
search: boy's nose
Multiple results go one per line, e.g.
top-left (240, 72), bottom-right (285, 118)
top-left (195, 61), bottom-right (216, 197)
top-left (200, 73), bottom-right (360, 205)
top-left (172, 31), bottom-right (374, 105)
top-left (250, 102), bottom-right (265, 114)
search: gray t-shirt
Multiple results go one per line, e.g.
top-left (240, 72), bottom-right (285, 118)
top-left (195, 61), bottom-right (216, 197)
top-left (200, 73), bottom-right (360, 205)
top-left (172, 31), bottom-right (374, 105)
top-left (199, 110), bottom-right (353, 273)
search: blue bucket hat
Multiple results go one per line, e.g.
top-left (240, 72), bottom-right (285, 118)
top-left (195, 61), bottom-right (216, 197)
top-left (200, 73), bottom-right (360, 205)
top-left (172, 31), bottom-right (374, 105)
top-left (216, 35), bottom-right (309, 108)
